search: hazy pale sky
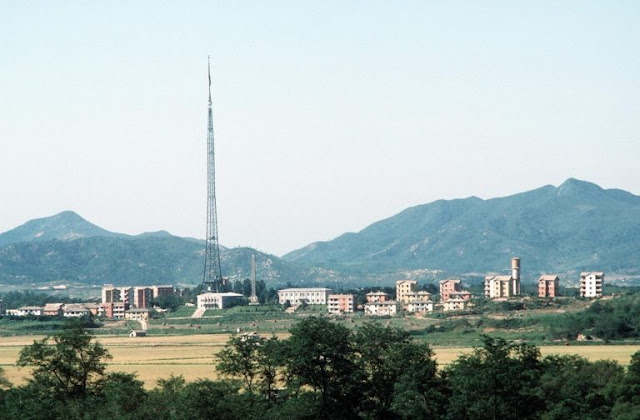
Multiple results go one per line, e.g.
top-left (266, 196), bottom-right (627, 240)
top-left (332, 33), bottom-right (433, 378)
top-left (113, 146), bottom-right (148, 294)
top-left (1, 1), bottom-right (639, 256)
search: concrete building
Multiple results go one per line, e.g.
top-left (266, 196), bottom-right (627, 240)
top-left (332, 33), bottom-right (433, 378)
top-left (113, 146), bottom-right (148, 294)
top-left (102, 285), bottom-right (134, 306)
top-left (7, 306), bottom-right (43, 316)
top-left (396, 280), bottom-right (418, 304)
top-left (98, 302), bottom-right (127, 319)
top-left (124, 308), bottom-right (150, 321)
top-left (102, 284), bottom-right (175, 309)
top-left (197, 292), bottom-right (244, 310)
top-left (327, 294), bottom-right (355, 314)
top-left (539, 275), bottom-right (560, 298)
top-left (365, 291), bottom-right (390, 303)
top-left (63, 304), bottom-right (91, 318)
top-left (443, 298), bottom-right (468, 312)
top-left (439, 279), bottom-right (462, 302)
top-left (133, 287), bottom-right (154, 309)
top-left (484, 257), bottom-right (521, 299)
top-left (277, 288), bottom-right (333, 306)
top-left (364, 301), bottom-right (399, 316)
top-left (580, 272), bottom-right (604, 298)
top-left (129, 330), bottom-right (147, 337)
top-left (484, 275), bottom-right (515, 298)
top-left (43, 303), bottom-right (64, 316)
top-left (406, 300), bottom-right (434, 313)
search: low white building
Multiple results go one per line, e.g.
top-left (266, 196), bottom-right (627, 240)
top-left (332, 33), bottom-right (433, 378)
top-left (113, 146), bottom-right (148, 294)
top-left (277, 288), bottom-right (333, 306)
top-left (406, 300), bottom-right (434, 313)
top-left (7, 306), bottom-right (43, 317)
top-left (580, 272), bottom-right (604, 298)
top-left (63, 304), bottom-right (91, 318)
top-left (197, 292), bottom-right (244, 310)
top-left (364, 301), bottom-right (399, 316)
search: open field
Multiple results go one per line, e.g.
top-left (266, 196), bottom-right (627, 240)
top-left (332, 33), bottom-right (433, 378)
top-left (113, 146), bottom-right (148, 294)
top-left (1, 333), bottom-right (638, 388)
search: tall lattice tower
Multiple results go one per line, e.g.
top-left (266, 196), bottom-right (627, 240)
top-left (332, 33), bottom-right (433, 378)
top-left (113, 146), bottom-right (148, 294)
top-left (202, 57), bottom-right (223, 292)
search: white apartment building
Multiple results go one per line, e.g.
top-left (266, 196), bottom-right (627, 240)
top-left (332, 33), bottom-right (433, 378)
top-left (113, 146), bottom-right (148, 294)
top-left (364, 301), bottom-right (399, 316)
top-left (580, 272), bottom-right (604, 298)
top-left (406, 300), bottom-right (434, 313)
top-left (7, 306), bottom-right (43, 316)
top-left (277, 288), bottom-right (333, 305)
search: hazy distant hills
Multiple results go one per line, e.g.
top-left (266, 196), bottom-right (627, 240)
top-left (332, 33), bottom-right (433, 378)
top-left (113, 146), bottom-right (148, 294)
top-left (2, 178), bottom-right (640, 289)
top-left (0, 212), bottom-right (299, 288)
top-left (0, 211), bottom-right (124, 247)
top-left (284, 179), bottom-right (640, 280)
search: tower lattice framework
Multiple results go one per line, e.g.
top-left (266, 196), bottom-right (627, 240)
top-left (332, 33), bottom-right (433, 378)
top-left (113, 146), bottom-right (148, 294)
top-left (202, 57), bottom-right (223, 292)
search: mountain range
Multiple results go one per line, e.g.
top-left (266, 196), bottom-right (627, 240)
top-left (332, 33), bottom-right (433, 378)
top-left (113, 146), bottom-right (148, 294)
top-left (1, 179), bottom-right (639, 289)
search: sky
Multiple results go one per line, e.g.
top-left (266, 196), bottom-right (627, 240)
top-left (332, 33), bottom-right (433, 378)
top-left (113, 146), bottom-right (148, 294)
top-left (1, 1), bottom-right (639, 256)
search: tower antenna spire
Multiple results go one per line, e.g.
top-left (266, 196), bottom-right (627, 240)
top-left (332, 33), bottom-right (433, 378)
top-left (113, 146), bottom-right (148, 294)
top-left (202, 57), bottom-right (224, 292)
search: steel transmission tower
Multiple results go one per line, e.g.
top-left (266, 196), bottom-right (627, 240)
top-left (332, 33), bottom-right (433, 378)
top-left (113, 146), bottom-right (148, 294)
top-left (202, 57), bottom-right (223, 292)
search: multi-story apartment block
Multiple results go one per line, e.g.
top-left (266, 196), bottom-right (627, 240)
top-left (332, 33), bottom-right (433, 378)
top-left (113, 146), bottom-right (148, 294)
top-left (484, 275), bottom-right (515, 298)
top-left (98, 302), bottom-right (128, 319)
top-left (102, 284), bottom-right (175, 309)
top-left (580, 272), bottom-right (604, 298)
top-left (439, 279), bottom-right (461, 302)
top-left (396, 280), bottom-right (418, 304)
top-left (277, 288), bottom-right (333, 306)
top-left (364, 301), bottom-right (399, 316)
top-left (102, 285), bottom-right (134, 306)
top-left (133, 287), bottom-right (154, 309)
top-left (539, 275), bottom-right (560, 298)
top-left (485, 257), bottom-right (522, 299)
top-left (365, 291), bottom-right (390, 303)
top-left (327, 294), bottom-right (355, 314)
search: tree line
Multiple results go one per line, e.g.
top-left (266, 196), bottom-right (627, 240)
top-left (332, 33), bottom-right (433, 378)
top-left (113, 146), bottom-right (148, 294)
top-left (1, 318), bottom-right (640, 419)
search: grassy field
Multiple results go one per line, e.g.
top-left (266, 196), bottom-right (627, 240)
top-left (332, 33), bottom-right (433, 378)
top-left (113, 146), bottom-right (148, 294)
top-left (2, 333), bottom-right (638, 389)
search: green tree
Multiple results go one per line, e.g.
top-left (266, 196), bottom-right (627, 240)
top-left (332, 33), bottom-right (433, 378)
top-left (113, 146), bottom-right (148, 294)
top-left (92, 372), bottom-right (147, 419)
top-left (282, 316), bottom-right (362, 418)
top-left (538, 354), bottom-right (623, 419)
top-left (16, 321), bottom-right (112, 400)
top-left (354, 323), bottom-right (444, 419)
top-left (217, 334), bottom-right (263, 393)
top-left (445, 336), bottom-right (543, 420)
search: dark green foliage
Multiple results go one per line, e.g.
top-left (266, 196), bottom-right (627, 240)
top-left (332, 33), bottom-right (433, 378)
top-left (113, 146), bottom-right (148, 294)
top-left (550, 294), bottom-right (640, 340)
top-left (16, 321), bottom-right (111, 400)
top-left (6, 317), bottom-right (640, 419)
top-left (445, 336), bottom-right (544, 420)
top-left (282, 317), bottom-right (362, 418)
top-left (151, 294), bottom-right (184, 312)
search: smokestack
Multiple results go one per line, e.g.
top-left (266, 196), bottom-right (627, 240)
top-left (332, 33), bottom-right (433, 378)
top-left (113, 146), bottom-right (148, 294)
top-left (511, 257), bottom-right (521, 295)
top-left (249, 254), bottom-right (259, 305)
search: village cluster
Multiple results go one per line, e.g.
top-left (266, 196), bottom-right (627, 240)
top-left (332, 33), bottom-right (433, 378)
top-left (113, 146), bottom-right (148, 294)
top-left (276, 257), bottom-right (605, 316)
top-left (2, 285), bottom-right (174, 320)
top-left (1, 257), bottom-right (605, 319)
